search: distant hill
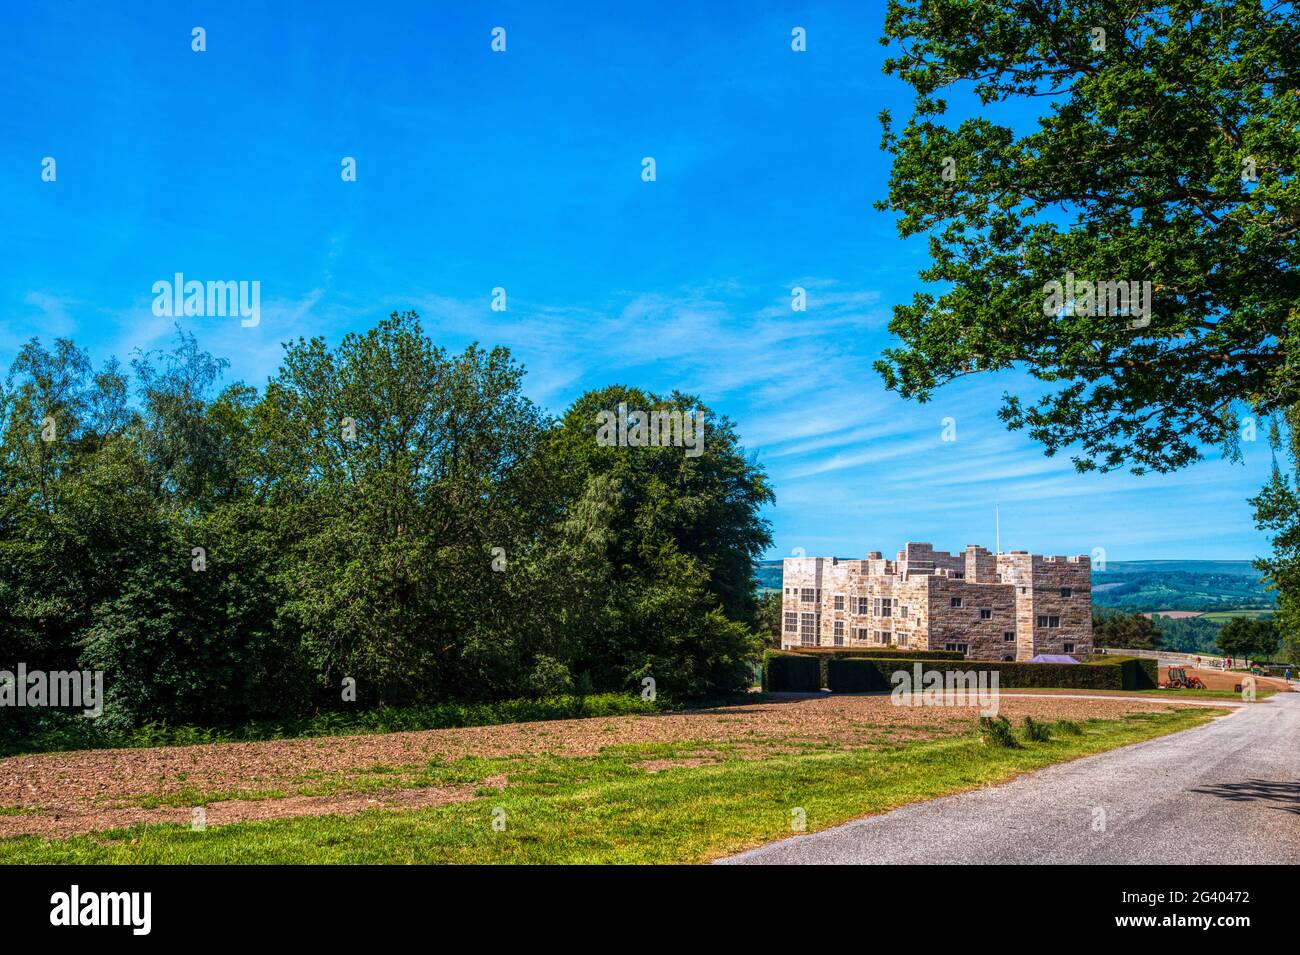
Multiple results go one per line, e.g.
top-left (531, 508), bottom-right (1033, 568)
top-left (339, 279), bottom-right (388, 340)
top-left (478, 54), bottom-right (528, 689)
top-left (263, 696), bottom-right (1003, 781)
top-left (753, 560), bottom-right (783, 591)
top-left (1092, 562), bottom-right (1273, 612)
top-left (753, 558), bottom-right (1273, 613)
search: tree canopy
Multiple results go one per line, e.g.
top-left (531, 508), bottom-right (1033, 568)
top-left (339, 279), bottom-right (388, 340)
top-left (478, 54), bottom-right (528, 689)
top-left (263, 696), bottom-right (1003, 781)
top-left (1215, 614), bottom-right (1281, 659)
top-left (875, 0), bottom-right (1298, 474)
top-left (0, 313), bottom-right (773, 736)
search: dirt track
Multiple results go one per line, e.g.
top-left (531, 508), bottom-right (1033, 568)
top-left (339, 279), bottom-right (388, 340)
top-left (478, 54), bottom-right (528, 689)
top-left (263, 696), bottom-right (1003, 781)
top-left (0, 694), bottom-right (1222, 839)
top-left (1158, 666), bottom-right (1293, 692)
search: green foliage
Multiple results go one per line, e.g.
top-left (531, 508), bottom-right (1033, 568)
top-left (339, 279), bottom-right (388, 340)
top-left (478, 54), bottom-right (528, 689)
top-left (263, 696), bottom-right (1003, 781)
top-left (1020, 716), bottom-right (1051, 743)
top-left (1150, 615), bottom-right (1222, 654)
top-left (1092, 610), bottom-right (1162, 650)
top-left (753, 590), bottom-right (782, 648)
top-left (1091, 568), bottom-right (1275, 612)
top-left (979, 715), bottom-right (1019, 749)
top-left (1216, 615), bottom-right (1282, 659)
top-left (1253, 407), bottom-right (1300, 665)
top-left (875, 0), bottom-right (1299, 475)
top-left (824, 655), bottom-right (1156, 692)
top-left (874, 0), bottom-right (1300, 671)
top-left (0, 316), bottom-right (773, 741)
top-left (761, 651), bottom-right (822, 692)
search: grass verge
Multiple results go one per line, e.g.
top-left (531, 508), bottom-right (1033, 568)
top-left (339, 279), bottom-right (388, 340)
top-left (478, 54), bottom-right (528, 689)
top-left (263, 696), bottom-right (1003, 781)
top-left (0, 707), bottom-right (1217, 864)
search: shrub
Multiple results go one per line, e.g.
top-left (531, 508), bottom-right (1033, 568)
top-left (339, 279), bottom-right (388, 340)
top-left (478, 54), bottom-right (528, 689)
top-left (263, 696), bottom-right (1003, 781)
top-left (1054, 719), bottom-right (1084, 736)
top-left (1021, 716), bottom-right (1051, 742)
top-left (826, 658), bottom-right (891, 692)
top-left (979, 715), bottom-right (1019, 748)
top-left (822, 656), bottom-right (1155, 693)
top-left (762, 651), bottom-right (822, 692)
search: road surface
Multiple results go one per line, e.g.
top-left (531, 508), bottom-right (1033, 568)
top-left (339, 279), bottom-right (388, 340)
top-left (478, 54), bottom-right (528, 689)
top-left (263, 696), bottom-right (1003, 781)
top-left (720, 693), bottom-right (1300, 865)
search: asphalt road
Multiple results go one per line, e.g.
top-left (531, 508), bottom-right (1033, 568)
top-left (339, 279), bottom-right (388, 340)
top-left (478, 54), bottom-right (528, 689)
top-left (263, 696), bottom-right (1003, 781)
top-left (720, 694), bottom-right (1300, 865)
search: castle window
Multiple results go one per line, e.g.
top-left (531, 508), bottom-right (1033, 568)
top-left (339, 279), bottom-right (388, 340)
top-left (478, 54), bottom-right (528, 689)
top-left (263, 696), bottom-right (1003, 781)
top-left (784, 613), bottom-right (798, 633)
top-left (1004, 631), bottom-right (1015, 642)
top-left (834, 594), bottom-right (844, 611)
top-left (833, 621), bottom-right (845, 646)
top-left (1060, 587), bottom-right (1073, 597)
top-left (979, 608), bottom-right (992, 620)
top-left (1063, 642), bottom-right (1076, 653)
top-left (801, 588), bottom-right (816, 603)
top-left (873, 597), bottom-right (893, 617)
top-left (897, 633), bottom-right (910, 646)
top-left (950, 597), bottom-right (963, 608)
top-left (1036, 615), bottom-right (1061, 629)
top-left (800, 612), bottom-right (819, 645)
top-left (899, 605), bottom-right (909, 618)
top-left (945, 642), bottom-right (969, 655)
top-left (876, 631), bottom-right (892, 645)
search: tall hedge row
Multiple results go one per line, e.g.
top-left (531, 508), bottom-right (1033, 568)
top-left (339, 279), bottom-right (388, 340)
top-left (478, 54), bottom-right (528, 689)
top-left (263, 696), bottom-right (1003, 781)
top-left (762, 652), bottom-right (822, 692)
top-left (824, 656), bottom-right (1157, 693)
top-left (763, 651), bottom-right (1158, 693)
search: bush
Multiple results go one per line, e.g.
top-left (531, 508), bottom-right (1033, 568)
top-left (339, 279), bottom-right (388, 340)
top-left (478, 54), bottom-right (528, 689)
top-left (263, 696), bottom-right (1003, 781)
top-left (1054, 719), bottom-right (1083, 736)
top-left (762, 651), bottom-right (822, 692)
top-left (979, 715), bottom-right (1019, 748)
top-left (822, 655), bottom-right (1156, 693)
top-left (1021, 716), bottom-right (1051, 742)
top-left (826, 658), bottom-right (891, 692)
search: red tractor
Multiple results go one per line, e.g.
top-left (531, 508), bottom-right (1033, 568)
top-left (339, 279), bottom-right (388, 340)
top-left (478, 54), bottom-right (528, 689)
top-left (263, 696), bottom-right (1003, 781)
top-left (1161, 667), bottom-right (1207, 690)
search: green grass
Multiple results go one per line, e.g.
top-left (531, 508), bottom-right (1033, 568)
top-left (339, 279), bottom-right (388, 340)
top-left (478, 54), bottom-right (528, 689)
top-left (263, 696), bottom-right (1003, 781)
top-left (0, 708), bottom-right (1217, 864)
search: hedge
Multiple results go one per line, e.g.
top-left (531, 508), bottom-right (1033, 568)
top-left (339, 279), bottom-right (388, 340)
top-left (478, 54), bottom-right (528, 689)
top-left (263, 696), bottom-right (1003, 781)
top-left (762, 651), bottom-right (823, 692)
top-left (825, 655), bottom-right (1158, 694)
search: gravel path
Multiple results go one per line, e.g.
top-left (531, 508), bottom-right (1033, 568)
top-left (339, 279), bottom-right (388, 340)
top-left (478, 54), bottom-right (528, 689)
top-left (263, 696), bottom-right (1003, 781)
top-left (720, 694), bottom-right (1300, 865)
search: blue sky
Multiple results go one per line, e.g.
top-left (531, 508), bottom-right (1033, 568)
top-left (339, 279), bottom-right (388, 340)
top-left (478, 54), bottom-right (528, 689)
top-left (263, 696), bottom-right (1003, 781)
top-left (0, 1), bottom-right (1275, 561)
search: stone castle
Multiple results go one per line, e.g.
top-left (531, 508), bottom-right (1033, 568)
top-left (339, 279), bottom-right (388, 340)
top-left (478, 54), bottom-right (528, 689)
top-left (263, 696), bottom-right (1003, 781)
top-left (780, 542), bottom-right (1092, 661)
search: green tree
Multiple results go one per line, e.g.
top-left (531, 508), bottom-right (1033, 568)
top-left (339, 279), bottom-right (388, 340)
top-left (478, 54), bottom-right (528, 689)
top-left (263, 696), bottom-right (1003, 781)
top-left (538, 386), bottom-right (774, 697)
top-left (1251, 409), bottom-right (1300, 664)
top-left (1091, 610), bottom-right (1161, 650)
top-left (253, 311), bottom-right (549, 704)
top-left (874, 0), bottom-right (1299, 663)
top-left (0, 338), bottom-right (136, 669)
top-left (875, 0), bottom-right (1298, 474)
top-left (754, 590), bottom-right (783, 648)
top-left (1216, 615), bottom-right (1280, 660)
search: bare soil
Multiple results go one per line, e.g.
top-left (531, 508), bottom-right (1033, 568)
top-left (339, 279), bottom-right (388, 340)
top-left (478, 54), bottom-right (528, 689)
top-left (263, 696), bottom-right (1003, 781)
top-left (0, 694), bottom-right (1216, 839)
top-left (1159, 666), bottom-right (1293, 692)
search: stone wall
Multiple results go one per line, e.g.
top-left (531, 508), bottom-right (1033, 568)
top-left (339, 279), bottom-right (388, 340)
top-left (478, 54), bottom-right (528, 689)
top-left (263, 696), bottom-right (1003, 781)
top-left (780, 543), bottom-right (1093, 660)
